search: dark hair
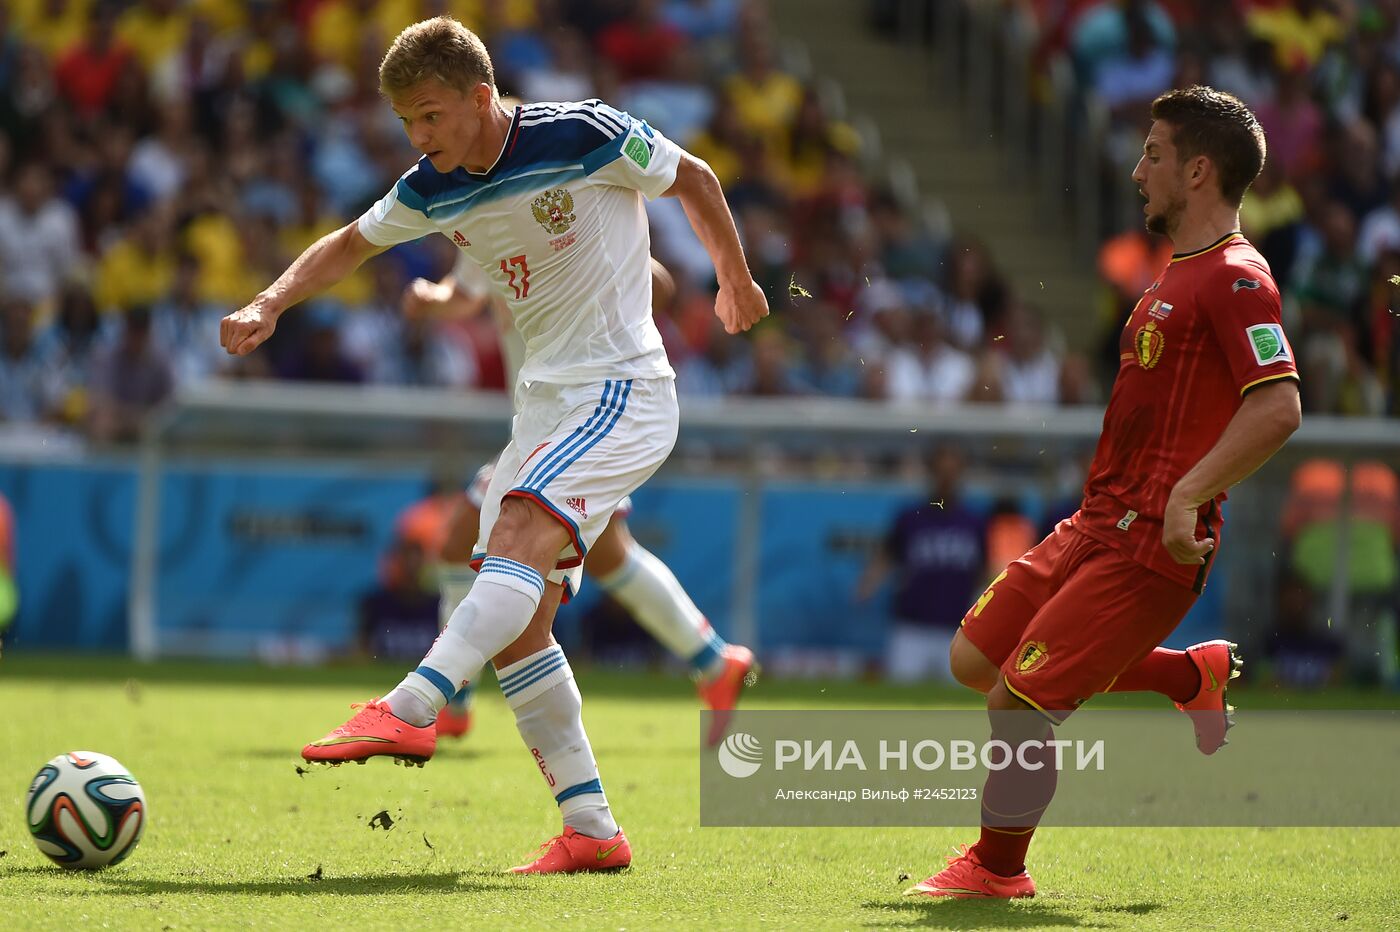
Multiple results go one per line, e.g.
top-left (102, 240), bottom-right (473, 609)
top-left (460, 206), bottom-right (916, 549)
top-left (1150, 86), bottom-right (1267, 205)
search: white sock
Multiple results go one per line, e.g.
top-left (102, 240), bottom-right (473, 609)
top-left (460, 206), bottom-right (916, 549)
top-left (595, 544), bottom-right (728, 678)
top-left (385, 556), bottom-right (544, 726)
top-left (438, 561), bottom-right (479, 631)
top-left (499, 645), bottom-right (618, 839)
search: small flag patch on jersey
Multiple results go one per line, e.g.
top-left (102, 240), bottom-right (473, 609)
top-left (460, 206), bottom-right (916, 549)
top-left (1233, 277), bottom-right (1262, 293)
top-left (1246, 323), bottom-right (1291, 365)
top-left (1148, 299), bottom-right (1173, 320)
top-left (565, 497), bottom-right (588, 519)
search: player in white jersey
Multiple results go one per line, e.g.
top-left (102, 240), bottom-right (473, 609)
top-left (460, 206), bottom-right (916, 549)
top-left (219, 17), bottom-right (767, 874)
top-left (404, 255), bottom-right (757, 749)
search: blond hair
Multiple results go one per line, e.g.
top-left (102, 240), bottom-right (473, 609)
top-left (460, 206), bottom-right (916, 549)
top-left (379, 16), bottom-right (495, 97)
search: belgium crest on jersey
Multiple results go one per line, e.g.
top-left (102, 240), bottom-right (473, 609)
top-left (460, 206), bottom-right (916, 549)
top-left (1135, 320), bottom-right (1165, 369)
top-left (531, 187), bottom-right (576, 235)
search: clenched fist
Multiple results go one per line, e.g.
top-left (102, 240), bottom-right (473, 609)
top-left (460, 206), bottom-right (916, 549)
top-left (715, 279), bottom-right (769, 335)
top-left (220, 304), bottom-right (279, 356)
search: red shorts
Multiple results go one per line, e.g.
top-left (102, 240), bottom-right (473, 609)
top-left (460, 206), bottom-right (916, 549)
top-left (959, 519), bottom-right (1197, 723)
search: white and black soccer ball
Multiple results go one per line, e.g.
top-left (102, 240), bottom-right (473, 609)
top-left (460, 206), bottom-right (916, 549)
top-left (25, 751), bottom-right (147, 869)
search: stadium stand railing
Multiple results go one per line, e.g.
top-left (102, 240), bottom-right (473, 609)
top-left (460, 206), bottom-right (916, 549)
top-left (124, 383), bottom-right (1400, 685)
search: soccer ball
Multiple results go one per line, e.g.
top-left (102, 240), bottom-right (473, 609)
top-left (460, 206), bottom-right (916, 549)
top-left (25, 751), bottom-right (147, 869)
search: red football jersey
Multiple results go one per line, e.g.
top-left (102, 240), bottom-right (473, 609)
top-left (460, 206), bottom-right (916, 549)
top-left (1072, 232), bottom-right (1298, 590)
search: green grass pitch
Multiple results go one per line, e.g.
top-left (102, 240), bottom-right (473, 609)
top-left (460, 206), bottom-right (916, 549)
top-left (2, 656), bottom-right (1397, 930)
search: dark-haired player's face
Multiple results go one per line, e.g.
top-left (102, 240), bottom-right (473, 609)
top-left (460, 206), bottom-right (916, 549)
top-left (1132, 120), bottom-right (1187, 236)
top-left (390, 79), bottom-right (489, 173)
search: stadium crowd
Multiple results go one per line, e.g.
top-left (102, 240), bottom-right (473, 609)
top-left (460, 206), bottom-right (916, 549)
top-left (0, 0), bottom-right (1100, 444)
top-left (1014, 0), bottom-right (1400, 416)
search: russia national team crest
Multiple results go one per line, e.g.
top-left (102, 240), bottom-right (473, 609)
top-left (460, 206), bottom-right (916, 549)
top-left (1135, 321), bottom-right (1165, 369)
top-left (1016, 640), bottom-right (1050, 674)
top-left (531, 187), bottom-right (576, 235)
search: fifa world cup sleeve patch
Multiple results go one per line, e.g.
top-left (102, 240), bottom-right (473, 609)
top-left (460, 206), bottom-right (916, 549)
top-left (623, 134), bottom-right (652, 168)
top-left (1245, 323), bottom-right (1292, 366)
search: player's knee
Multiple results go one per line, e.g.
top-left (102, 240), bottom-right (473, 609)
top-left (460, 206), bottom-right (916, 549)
top-left (985, 678), bottom-right (1019, 710)
top-left (583, 517), bottom-right (633, 578)
top-left (490, 497), bottom-right (569, 565)
top-left (950, 632), bottom-right (998, 694)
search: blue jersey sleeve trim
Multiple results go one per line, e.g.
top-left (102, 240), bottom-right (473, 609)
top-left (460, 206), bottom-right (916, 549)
top-left (580, 131), bottom-right (630, 176)
top-left (394, 175), bottom-right (427, 213)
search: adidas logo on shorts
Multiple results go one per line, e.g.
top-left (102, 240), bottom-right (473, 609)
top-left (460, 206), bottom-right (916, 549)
top-left (566, 497), bottom-right (588, 518)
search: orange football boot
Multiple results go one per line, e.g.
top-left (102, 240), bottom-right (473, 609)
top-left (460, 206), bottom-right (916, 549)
top-left (698, 644), bottom-right (759, 747)
top-left (1175, 639), bottom-right (1243, 755)
top-left (904, 844), bottom-right (1036, 899)
top-left (509, 827), bottom-right (632, 874)
top-left (435, 705), bottom-right (473, 739)
top-left (302, 700), bottom-right (435, 766)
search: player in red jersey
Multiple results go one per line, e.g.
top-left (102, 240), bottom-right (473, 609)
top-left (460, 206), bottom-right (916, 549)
top-left (906, 86), bottom-right (1301, 900)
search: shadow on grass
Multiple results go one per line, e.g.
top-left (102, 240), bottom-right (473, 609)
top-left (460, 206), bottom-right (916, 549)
top-left (241, 745), bottom-right (701, 767)
top-left (241, 747), bottom-right (497, 763)
top-left (87, 870), bottom-right (513, 897)
top-left (860, 897), bottom-right (1162, 929)
top-left (0, 866), bottom-right (83, 878)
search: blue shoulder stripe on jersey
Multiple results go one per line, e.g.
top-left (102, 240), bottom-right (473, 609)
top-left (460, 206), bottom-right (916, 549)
top-left (422, 164), bottom-right (590, 219)
top-left (521, 99), bottom-right (630, 135)
top-left (388, 122), bottom-right (635, 219)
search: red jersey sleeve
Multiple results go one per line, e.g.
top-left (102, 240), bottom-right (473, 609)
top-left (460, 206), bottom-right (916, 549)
top-left (1204, 258), bottom-right (1299, 396)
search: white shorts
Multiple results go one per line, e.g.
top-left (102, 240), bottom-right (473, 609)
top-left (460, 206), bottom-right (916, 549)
top-left (466, 461), bottom-right (634, 521)
top-left (470, 377), bottom-right (677, 597)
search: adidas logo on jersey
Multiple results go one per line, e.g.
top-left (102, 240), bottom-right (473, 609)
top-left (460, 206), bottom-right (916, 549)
top-left (452, 230), bottom-right (471, 249)
top-left (565, 497), bottom-right (588, 518)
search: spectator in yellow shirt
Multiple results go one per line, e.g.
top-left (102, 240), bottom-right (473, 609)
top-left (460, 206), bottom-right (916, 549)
top-left (308, 0), bottom-right (419, 71)
top-left (724, 32), bottom-right (802, 144)
top-left (115, 0), bottom-right (191, 74)
top-left (95, 209), bottom-right (175, 314)
top-left (12, 0), bottom-right (91, 60)
top-left (278, 186), bottom-right (372, 307)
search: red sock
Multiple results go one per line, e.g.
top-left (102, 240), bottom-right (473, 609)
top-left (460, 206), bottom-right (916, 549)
top-left (973, 824), bottom-right (1036, 877)
top-left (1108, 648), bottom-right (1199, 703)
top-left (971, 721), bottom-right (1056, 877)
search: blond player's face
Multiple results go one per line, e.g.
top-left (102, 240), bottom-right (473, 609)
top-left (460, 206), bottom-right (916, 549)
top-left (389, 79), bottom-right (486, 173)
top-left (1132, 120), bottom-right (1186, 236)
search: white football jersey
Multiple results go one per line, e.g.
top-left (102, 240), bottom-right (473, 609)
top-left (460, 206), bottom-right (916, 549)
top-left (360, 99), bottom-right (680, 385)
top-left (450, 252), bottom-right (525, 389)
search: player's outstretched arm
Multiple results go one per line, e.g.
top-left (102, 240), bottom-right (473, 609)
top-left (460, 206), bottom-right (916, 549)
top-left (220, 222), bottom-right (386, 356)
top-left (664, 151), bottom-right (768, 334)
top-left (1162, 379), bottom-right (1301, 564)
top-left (401, 273), bottom-right (491, 320)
